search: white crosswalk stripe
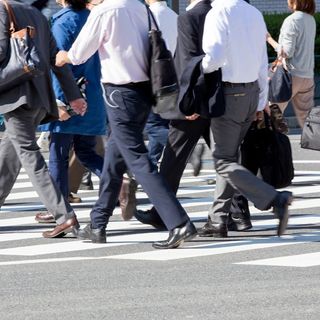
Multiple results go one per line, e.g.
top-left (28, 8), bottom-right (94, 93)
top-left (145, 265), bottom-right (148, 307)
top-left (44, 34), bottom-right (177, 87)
top-left (0, 166), bottom-right (319, 267)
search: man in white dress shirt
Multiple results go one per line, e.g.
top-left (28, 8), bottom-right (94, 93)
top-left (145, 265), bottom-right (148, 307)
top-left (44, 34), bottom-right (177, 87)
top-left (198, 0), bottom-right (293, 238)
top-left (56, 0), bottom-right (196, 249)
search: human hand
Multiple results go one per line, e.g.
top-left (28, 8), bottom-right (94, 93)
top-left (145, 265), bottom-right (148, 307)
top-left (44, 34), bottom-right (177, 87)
top-left (69, 98), bottom-right (87, 116)
top-left (56, 50), bottom-right (70, 67)
top-left (185, 113), bottom-right (200, 121)
top-left (58, 106), bottom-right (71, 121)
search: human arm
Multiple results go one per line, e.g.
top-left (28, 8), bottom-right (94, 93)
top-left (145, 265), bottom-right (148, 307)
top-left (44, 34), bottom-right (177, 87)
top-left (257, 42), bottom-right (269, 112)
top-left (201, 8), bottom-right (228, 73)
top-left (48, 25), bottom-right (87, 115)
top-left (277, 17), bottom-right (297, 59)
top-left (56, 10), bottom-right (109, 67)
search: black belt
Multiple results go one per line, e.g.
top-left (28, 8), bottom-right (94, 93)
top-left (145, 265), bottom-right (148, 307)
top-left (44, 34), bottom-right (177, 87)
top-left (223, 81), bottom-right (256, 87)
top-left (104, 81), bottom-right (150, 89)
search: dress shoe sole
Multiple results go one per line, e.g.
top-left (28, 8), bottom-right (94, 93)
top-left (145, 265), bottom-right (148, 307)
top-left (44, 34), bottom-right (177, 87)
top-left (277, 195), bottom-right (293, 236)
top-left (198, 232), bottom-right (227, 238)
top-left (78, 235), bottom-right (106, 243)
top-left (228, 222), bottom-right (252, 232)
top-left (152, 231), bottom-right (197, 249)
top-left (35, 219), bottom-right (56, 224)
top-left (42, 227), bottom-right (73, 238)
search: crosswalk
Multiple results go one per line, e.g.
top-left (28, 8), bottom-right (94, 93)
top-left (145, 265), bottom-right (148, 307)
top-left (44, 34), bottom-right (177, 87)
top-left (0, 161), bottom-right (319, 268)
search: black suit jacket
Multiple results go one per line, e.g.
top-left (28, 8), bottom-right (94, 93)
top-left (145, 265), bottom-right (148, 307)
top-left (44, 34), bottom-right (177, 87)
top-left (161, 0), bottom-right (223, 119)
top-left (174, 0), bottom-right (212, 79)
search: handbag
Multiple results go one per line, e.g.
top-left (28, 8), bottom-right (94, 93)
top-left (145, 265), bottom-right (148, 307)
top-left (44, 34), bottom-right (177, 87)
top-left (241, 112), bottom-right (294, 189)
top-left (0, 0), bottom-right (43, 94)
top-left (146, 5), bottom-right (179, 114)
top-left (268, 58), bottom-right (292, 103)
top-left (301, 106), bottom-right (320, 151)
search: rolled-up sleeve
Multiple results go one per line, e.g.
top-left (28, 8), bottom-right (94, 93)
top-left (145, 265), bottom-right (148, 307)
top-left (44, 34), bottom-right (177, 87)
top-left (68, 10), bottom-right (110, 65)
top-left (202, 8), bottom-right (228, 74)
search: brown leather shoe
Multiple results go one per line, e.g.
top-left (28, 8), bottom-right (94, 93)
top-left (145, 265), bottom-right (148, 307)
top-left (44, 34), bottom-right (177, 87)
top-left (119, 177), bottom-right (137, 221)
top-left (68, 193), bottom-right (82, 203)
top-left (35, 212), bottom-right (55, 223)
top-left (42, 216), bottom-right (80, 238)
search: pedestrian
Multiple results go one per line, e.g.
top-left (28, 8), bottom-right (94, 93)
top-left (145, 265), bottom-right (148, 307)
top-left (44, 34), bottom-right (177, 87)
top-left (134, 0), bottom-right (231, 230)
top-left (55, 0), bottom-right (197, 249)
top-left (35, 0), bottom-right (107, 224)
top-left (267, 0), bottom-right (316, 128)
top-left (0, 0), bottom-right (86, 238)
top-left (198, 0), bottom-right (293, 238)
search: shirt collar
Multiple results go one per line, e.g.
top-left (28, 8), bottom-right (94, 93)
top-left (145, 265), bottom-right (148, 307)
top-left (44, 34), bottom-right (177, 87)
top-left (186, 0), bottom-right (205, 11)
top-left (149, 1), bottom-right (168, 9)
top-left (51, 7), bottom-right (73, 24)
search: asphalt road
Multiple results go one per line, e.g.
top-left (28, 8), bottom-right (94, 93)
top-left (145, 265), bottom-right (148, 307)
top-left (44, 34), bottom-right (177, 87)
top-left (0, 133), bottom-right (319, 320)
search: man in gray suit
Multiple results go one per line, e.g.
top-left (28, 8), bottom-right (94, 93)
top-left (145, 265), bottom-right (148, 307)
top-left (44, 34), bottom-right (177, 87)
top-left (0, 1), bottom-right (87, 238)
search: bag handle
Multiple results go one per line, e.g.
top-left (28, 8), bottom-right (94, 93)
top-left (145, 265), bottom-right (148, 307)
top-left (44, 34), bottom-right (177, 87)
top-left (145, 4), bottom-right (159, 32)
top-left (1, 0), bottom-right (18, 34)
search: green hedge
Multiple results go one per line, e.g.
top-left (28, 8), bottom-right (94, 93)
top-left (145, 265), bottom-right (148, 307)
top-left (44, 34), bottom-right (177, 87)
top-left (264, 13), bottom-right (320, 58)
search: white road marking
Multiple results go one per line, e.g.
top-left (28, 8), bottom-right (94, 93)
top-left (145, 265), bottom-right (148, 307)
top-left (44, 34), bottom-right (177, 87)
top-left (0, 231), bottom-right (167, 256)
top-left (105, 233), bottom-right (320, 261)
top-left (235, 252), bottom-right (320, 267)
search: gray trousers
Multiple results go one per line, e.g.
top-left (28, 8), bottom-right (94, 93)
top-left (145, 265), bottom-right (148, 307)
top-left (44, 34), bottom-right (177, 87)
top-left (0, 104), bottom-right (74, 224)
top-left (209, 81), bottom-right (277, 224)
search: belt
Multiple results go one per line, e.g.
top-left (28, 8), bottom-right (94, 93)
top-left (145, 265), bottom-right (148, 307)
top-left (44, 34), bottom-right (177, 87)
top-left (223, 81), bottom-right (256, 87)
top-left (104, 81), bottom-right (150, 89)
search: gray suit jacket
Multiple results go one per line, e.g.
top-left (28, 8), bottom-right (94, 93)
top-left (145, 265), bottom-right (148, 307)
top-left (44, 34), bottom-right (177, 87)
top-left (0, 1), bottom-right (82, 122)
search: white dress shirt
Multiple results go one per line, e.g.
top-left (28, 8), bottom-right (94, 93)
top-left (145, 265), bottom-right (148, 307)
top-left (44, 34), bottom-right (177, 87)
top-left (202, 0), bottom-right (268, 110)
top-left (149, 1), bottom-right (178, 55)
top-left (67, 0), bottom-right (150, 85)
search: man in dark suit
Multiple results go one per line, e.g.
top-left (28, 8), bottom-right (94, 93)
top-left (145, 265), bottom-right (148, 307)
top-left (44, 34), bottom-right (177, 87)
top-left (135, 0), bottom-right (216, 228)
top-left (0, 0), bottom-right (86, 238)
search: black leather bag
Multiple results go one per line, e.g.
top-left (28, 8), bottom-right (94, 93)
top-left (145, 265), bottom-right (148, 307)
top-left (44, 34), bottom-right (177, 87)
top-left (146, 5), bottom-right (179, 114)
top-left (301, 106), bottom-right (320, 151)
top-left (268, 59), bottom-right (292, 103)
top-left (241, 113), bottom-right (294, 189)
top-left (0, 0), bottom-right (43, 94)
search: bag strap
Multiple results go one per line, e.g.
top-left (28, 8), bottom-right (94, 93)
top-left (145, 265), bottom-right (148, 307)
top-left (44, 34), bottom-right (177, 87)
top-left (145, 4), bottom-right (159, 32)
top-left (1, 0), bottom-right (18, 33)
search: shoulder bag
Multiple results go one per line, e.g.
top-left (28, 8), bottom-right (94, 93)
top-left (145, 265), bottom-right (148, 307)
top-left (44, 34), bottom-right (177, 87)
top-left (301, 106), bottom-right (320, 151)
top-left (268, 58), bottom-right (292, 104)
top-left (146, 5), bottom-right (179, 114)
top-left (0, 0), bottom-right (43, 93)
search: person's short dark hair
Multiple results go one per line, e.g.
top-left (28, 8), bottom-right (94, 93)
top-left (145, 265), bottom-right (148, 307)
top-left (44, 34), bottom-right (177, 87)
top-left (32, 0), bottom-right (49, 11)
top-left (288, 0), bottom-right (316, 15)
top-left (65, 0), bottom-right (88, 11)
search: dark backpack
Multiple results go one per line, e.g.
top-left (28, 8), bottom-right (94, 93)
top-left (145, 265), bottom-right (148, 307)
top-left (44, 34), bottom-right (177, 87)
top-left (146, 5), bottom-right (179, 114)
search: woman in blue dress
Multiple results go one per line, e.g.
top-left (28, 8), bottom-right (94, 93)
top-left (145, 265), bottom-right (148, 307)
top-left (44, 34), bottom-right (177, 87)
top-left (38, 0), bottom-right (106, 206)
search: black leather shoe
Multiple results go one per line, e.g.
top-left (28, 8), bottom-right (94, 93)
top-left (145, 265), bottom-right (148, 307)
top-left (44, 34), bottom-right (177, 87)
top-left (227, 216), bottom-right (252, 231)
top-left (77, 224), bottom-right (106, 243)
top-left (152, 221), bottom-right (197, 249)
top-left (135, 209), bottom-right (166, 230)
top-left (198, 221), bottom-right (228, 238)
top-left (273, 191), bottom-right (293, 236)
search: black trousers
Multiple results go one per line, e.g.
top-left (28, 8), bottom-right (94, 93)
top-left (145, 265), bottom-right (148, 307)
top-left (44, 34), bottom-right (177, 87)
top-left (90, 82), bottom-right (189, 230)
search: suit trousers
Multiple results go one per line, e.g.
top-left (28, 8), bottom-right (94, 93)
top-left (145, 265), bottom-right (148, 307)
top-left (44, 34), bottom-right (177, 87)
top-left (0, 104), bottom-right (74, 224)
top-left (49, 133), bottom-right (104, 198)
top-left (209, 82), bottom-right (277, 224)
top-left (90, 83), bottom-right (189, 230)
top-left (69, 136), bottom-right (105, 193)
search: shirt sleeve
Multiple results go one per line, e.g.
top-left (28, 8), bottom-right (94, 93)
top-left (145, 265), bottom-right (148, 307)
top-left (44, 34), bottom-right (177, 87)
top-left (278, 17), bottom-right (297, 59)
top-left (257, 42), bottom-right (269, 111)
top-left (201, 7), bottom-right (228, 73)
top-left (68, 10), bottom-right (110, 65)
